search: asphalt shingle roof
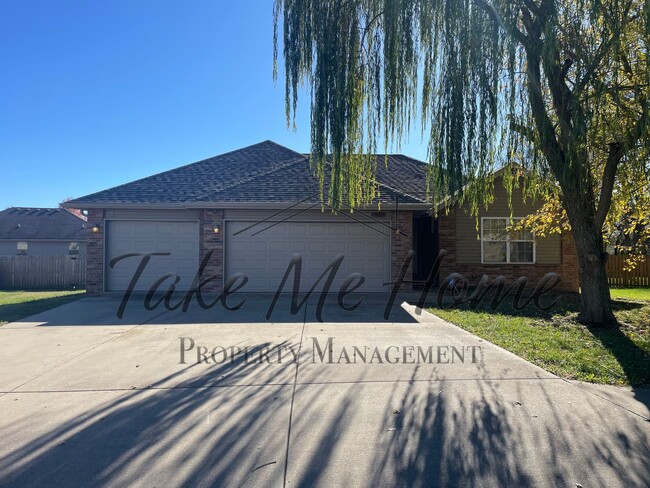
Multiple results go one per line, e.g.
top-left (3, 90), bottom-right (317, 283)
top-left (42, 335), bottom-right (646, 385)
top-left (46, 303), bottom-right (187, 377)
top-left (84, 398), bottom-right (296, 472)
top-left (0, 207), bottom-right (87, 241)
top-left (66, 140), bottom-right (430, 207)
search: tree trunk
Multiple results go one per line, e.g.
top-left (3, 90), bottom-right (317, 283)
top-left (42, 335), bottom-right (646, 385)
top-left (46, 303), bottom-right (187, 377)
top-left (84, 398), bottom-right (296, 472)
top-left (567, 204), bottom-right (618, 327)
top-left (575, 244), bottom-right (617, 326)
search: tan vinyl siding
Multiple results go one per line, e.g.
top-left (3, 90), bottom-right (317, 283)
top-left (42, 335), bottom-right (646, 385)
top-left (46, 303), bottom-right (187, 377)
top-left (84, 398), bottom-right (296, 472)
top-left (454, 180), bottom-right (561, 265)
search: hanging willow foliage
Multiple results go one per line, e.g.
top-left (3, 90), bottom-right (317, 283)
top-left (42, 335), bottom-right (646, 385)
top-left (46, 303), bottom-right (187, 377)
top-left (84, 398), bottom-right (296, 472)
top-left (273, 0), bottom-right (649, 219)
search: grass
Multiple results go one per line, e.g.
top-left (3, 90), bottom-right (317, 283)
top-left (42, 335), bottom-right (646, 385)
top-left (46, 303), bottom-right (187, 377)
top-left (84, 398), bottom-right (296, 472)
top-left (0, 290), bottom-right (85, 326)
top-left (428, 287), bottom-right (650, 387)
top-left (610, 287), bottom-right (650, 301)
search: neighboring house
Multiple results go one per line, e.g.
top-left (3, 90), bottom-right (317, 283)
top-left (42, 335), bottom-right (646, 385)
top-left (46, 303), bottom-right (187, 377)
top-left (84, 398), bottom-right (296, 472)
top-left (0, 207), bottom-right (87, 258)
top-left (63, 140), bottom-right (578, 295)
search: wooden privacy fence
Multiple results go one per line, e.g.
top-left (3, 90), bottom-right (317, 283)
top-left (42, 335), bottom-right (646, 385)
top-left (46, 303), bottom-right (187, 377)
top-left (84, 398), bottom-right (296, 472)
top-left (0, 256), bottom-right (85, 290)
top-left (606, 255), bottom-right (650, 287)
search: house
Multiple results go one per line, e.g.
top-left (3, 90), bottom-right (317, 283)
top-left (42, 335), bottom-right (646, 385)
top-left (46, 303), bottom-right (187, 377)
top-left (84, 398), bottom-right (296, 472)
top-left (63, 140), bottom-right (578, 295)
top-left (0, 207), bottom-right (87, 258)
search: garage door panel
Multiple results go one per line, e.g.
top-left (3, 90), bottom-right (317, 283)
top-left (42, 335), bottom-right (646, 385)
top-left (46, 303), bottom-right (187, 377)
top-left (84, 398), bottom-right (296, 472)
top-left (178, 241), bottom-right (196, 253)
top-left (368, 242), bottom-right (385, 253)
top-left (349, 242), bottom-right (366, 253)
top-left (308, 224), bottom-right (326, 236)
top-left (106, 221), bottom-right (199, 291)
top-left (347, 225), bottom-right (366, 236)
top-left (329, 242), bottom-right (345, 253)
top-left (226, 221), bottom-right (390, 292)
top-left (156, 222), bottom-right (175, 234)
top-left (269, 259), bottom-right (289, 270)
top-left (289, 242), bottom-right (306, 252)
top-left (134, 241), bottom-right (153, 252)
top-left (309, 241), bottom-right (326, 252)
top-left (250, 242), bottom-right (267, 252)
top-left (134, 223), bottom-right (154, 236)
top-left (328, 225), bottom-right (345, 236)
top-left (289, 224), bottom-right (307, 236)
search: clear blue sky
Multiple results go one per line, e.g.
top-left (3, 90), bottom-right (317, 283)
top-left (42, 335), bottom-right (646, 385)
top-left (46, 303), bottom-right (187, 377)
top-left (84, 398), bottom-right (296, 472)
top-left (0, 0), bottom-right (429, 209)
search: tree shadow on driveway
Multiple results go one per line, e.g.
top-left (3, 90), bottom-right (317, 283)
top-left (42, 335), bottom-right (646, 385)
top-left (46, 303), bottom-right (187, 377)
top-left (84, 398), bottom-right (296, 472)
top-left (0, 298), bottom-right (648, 486)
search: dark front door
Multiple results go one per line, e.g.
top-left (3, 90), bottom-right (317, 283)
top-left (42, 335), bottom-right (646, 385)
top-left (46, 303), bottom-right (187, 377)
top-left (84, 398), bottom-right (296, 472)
top-left (412, 213), bottom-right (439, 287)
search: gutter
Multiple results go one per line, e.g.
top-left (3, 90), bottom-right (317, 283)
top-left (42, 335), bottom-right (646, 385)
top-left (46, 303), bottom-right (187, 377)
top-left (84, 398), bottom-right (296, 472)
top-left (61, 201), bottom-right (432, 211)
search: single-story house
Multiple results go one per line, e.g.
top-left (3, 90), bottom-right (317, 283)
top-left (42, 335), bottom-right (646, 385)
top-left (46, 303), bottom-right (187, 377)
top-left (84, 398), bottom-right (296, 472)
top-left (0, 207), bottom-right (87, 258)
top-left (63, 140), bottom-right (578, 295)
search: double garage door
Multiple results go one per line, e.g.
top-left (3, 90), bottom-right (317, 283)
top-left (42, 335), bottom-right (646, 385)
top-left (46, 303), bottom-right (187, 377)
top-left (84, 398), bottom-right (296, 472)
top-left (106, 220), bottom-right (390, 292)
top-left (225, 221), bottom-right (390, 292)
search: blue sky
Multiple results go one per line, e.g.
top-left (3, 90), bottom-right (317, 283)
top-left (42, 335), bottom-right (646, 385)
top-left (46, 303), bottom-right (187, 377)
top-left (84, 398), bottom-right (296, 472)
top-left (0, 1), bottom-right (429, 209)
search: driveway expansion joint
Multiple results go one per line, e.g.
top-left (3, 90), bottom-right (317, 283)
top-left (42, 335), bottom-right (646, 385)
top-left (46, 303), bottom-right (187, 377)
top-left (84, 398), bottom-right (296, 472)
top-left (282, 302), bottom-right (308, 488)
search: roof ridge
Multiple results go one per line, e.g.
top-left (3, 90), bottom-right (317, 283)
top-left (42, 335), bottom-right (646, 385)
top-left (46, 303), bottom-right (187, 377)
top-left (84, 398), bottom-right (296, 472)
top-left (6, 206), bottom-right (61, 211)
top-left (259, 140), bottom-right (311, 161)
top-left (190, 155), bottom-right (309, 202)
top-left (302, 152), bottom-right (429, 166)
top-left (387, 153), bottom-right (429, 167)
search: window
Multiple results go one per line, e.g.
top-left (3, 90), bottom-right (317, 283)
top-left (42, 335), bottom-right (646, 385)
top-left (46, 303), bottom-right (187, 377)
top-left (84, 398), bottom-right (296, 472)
top-left (17, 242), bottom-right (28, 256)
top-left (481, 217), bottom-right (535, 264)
top-left (68, 242), bottom-right (79, 259)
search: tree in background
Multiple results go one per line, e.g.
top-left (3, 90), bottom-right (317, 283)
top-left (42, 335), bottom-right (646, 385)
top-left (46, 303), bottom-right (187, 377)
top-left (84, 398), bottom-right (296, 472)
top-left (274, 0), bottom-right (649, 325)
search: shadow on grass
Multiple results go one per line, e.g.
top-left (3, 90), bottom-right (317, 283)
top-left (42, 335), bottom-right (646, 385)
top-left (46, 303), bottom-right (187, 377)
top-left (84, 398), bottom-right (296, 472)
top-left (0, 293), bottom-right (84, 325)
top-left (425, 289), bottom-right (650, 390)
top-left (587, 324), bottom-right (650, 399)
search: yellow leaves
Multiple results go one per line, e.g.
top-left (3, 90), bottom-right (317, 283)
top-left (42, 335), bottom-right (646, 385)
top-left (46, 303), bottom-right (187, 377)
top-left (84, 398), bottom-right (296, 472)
top-left (507, 196), bottom-right (570, 238)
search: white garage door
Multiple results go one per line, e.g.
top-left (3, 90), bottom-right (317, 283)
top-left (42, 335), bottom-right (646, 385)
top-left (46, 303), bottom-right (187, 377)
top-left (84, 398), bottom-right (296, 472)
top-left (106, 220), bottom-right (199, 291)
top-left (226, 221), bottom-right (390, 292)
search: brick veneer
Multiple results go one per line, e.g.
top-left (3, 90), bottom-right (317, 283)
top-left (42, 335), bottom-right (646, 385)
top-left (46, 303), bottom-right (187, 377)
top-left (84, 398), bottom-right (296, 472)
top-left (391, 210), bottom-right (414, 292)
top-left (199, 209), bottom-right (224, 293)
top-left (437, 209), bottom-right (580, 292)
top-left (85, 208), bottom-right (104, 295)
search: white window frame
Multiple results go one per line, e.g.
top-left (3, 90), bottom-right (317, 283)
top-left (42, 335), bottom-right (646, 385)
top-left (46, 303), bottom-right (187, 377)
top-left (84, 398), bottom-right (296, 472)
top-left (480, 217), bottom-right (536, 264)
top-left (17, 241), bottom-right (28, 256)
top-left (68, 242), bottom-right (80, 259)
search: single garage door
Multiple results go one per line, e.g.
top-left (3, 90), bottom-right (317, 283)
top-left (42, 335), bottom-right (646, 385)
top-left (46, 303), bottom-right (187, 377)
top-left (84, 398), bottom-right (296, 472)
top-left (226, 221), bottom-right (390, 292)
top-left (106, 220), bottom-right (199, 291)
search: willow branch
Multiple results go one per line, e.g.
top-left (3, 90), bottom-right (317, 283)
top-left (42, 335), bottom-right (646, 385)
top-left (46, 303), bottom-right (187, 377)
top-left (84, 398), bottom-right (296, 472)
top-left (509, 119), bottom-right (536, 144)
top-left (472, 0), bottom-right (529, 48)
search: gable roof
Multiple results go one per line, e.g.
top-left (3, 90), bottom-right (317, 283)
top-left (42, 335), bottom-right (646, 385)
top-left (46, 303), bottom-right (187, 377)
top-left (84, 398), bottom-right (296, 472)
top-left (0, 207), bottom-right (87, 241)
top-left (64, 141), bottom-right (430, 209)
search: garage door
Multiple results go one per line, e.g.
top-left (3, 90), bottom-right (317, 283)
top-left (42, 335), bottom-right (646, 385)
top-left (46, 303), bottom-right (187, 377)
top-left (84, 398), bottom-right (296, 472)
top-left (106, 220), bottom-right (199, 291)
top-left (226, 221), bottom-right (390, 292)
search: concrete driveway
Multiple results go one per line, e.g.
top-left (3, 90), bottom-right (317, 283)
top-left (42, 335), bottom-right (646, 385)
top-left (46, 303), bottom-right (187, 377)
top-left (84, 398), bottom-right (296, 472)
top-left (0, 294), bottom-right (648, 487)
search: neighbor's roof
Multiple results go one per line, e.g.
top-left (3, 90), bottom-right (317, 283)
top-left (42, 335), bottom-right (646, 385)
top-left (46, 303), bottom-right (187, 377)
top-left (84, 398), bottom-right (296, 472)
top-left (64, 141), bottom-right (430, 209)
top-left (0, 207), bottom-right (87, 241)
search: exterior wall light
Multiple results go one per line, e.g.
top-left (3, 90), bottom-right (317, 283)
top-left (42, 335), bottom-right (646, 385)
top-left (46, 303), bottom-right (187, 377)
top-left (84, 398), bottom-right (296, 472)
top-left (92, 224), bottom-right (101, 233)
top-left (213, 224), bottom-right (220, 234)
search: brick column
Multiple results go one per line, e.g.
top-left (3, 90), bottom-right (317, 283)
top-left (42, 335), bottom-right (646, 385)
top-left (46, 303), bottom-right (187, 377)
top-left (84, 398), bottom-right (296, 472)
top-left (199, 209), bottom-right (224, 293)
top-left (391, 210), bottom-right (414, 292)
top-left (86, 209), bottom-right (104, 295)
top-left (560, 232), bottom-right (580, 292)
top-left (437, 209), bottom-right (457, 281)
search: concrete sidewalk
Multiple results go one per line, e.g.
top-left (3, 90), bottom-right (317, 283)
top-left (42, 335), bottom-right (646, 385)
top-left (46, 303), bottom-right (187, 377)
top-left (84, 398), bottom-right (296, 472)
top-left (0, 295), bottom-right (648, 487)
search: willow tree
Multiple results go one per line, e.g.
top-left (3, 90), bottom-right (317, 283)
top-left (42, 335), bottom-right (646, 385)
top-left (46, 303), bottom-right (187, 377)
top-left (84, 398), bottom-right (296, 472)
top-left (274, 0), bottom-right (649, 325)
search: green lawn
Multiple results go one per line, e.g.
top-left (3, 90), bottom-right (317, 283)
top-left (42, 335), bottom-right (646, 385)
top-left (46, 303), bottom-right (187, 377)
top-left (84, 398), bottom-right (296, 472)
top-left (428, 287), bottom-right (650, 387)
top-left (0, 290), bottom-right (85, 325)
top-left (610, 287), bottom-right (650, 301)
